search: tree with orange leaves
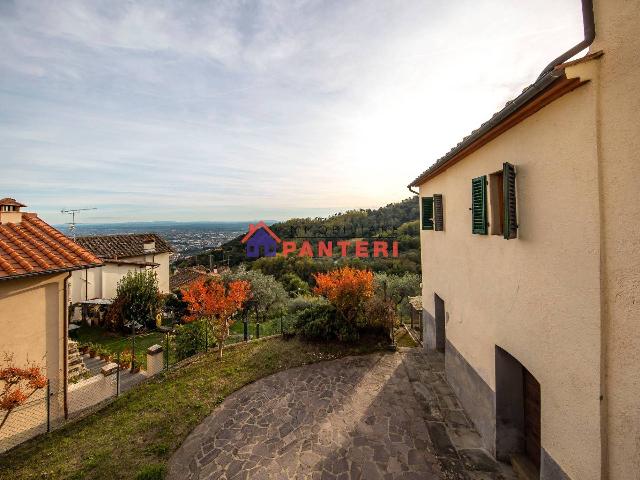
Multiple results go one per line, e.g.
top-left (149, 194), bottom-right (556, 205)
top-left (0, 354), bottom-right (47, 431)
top-left (181, 278), bottom-right (250, 359)
top-left (313, 267), bottom-right (374, 327)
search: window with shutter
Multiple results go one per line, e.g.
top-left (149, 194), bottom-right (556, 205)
top-left (472, 176), bottom-right (488, 234)
top-left (421, 197), bottom-right (434, 230)
top-left (503, 162), bottom-right (517, 239)
top-left (433, 194), bottom-right (444, 231)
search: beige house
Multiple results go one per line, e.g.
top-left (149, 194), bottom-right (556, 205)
top-left (0, 198), bottom-right (102, 444)
top-left (409, 1), bottom-right (638, 479)
top-left (70, 233), bottom-right (173, 305)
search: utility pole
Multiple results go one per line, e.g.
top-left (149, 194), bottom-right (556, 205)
top-left (60, 207), bottom-right (97, 240)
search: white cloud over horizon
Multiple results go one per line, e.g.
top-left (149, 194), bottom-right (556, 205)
top-left (0, 0), bottom-right (584, 224)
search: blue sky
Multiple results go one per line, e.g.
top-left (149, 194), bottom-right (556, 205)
top-left (0, 0), bottom-right (583, 223)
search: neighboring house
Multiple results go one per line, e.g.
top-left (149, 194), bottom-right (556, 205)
top-left (241, 221), bottom-right (281, 258)
top-left (0, 198), bottom-right (102, 405)
top-left (169, 266), bottom-right (215, 292)
top-left (409, 2), bottom-right (638, 480)
top-left (70, 233), bottom-right (173, 303)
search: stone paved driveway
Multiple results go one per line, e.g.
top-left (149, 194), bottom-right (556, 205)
top-left (167, 349), bottom-right (516, 480)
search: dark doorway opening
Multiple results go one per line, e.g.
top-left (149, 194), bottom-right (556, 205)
top-left (495, 346), bottom-right (541, 474)
top-left (434, 294), bottom-right (445, 352)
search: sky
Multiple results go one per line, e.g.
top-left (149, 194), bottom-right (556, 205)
top-left (0, 0), bottom-right (584, 224)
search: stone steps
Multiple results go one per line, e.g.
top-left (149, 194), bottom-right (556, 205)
top-left (68, 340), bottom-right (89, 381)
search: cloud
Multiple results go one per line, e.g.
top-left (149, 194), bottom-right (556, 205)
top-left (0, 0), bottom-right (584, 223)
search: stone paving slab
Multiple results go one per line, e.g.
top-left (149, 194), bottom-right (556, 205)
top-left (168, 349), bottom-right (517, 480)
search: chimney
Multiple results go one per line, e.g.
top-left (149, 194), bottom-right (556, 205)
top-left (143, 238), bottom-right (156, 253)
top-left (0, 198), bottom-right (26, 224)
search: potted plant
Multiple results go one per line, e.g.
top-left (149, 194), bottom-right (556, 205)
top-left (88, 343), bottom-right (97, 358)
top-left (119, 351), bottom-right (132, 369)
top-left (79, 343), bottom-right (89, 355)
top-left (104, 350), bottom-right (113, 363)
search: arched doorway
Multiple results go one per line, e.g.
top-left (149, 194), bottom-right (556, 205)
top-left (495, 346), bottom-right (541, 474)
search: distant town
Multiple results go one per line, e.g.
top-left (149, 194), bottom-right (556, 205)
top-left (55, 221), bottom-right (253, 261)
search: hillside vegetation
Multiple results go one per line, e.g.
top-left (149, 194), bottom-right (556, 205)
top-left (179, 197), bottom-right (420, 278)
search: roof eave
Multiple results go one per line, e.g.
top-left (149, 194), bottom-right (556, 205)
top-left (409, 69), bottom-right (585, 188)
top-left (0, 262), bottom-right (104, 282)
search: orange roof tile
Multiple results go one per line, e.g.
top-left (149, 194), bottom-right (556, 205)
top-left (0, 213), bottom-right (102, 280)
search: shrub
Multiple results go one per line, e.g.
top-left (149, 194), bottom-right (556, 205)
top-left (173, 321), bottom-right (212, 360)
top-left (293, 302), bottom-right (359, 342)
top-left (106, 271), bottom-right (163, 332)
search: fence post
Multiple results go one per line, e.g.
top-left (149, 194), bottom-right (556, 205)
top-left (46, 380), bottom-right (51, 433)
top-left (116, 352), bottom-right (120, 397)
top-left (256, 322), bottom-right (260, 339)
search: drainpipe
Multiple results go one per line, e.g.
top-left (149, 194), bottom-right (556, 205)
top-left (537, 0), bottom-right (595, 79)
top-left (407, 186), bottom-right (419, 195)
top-left (63, 271), bottom-right (72, 420)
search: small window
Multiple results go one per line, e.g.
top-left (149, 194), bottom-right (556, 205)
top-left (489, 171), bottom-right (504, 236)
top-left (421, 197), bottom-right (434, 230)
top-left (488, 163), bottom-right (518, 238)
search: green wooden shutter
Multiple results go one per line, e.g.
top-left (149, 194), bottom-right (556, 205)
top-left (503, 162), bottom-right (517, 239)
top-left (433, 194), bottom-right (444, 231)
top-left (422, 197), bottom-right (434, 230)
top-left (471, 176), bottom-right (487, 234)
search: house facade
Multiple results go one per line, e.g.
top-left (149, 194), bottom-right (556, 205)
top-left (0, 199), bottom-right (102, 421)
top-left (409, 1), bottom-right (639, 479)
top-left (70, 233), bottom-right (173, 303)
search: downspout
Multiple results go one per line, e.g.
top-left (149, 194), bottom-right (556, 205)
top-left (407, 186), bottom-right (419, 195)
top-left (63, 271), bottom-right (72, 420)
top-left (537, 0), bottom-right (595, 79)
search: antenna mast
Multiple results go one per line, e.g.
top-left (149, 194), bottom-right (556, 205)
top-left (60, 207), bottom-right (97, 240)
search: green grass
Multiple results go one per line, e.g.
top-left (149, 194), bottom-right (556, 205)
top-left (228, 317), bottom-right (282, 338)
top-left (0, 336), bottom-right (385, 479)
top-left (74, 326), bottom-right (166, 368)
top-left (395, 327), bottom-right (419, 348)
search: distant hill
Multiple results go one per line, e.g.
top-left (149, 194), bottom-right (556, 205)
top-left (179, 196), bottom-right (421, 274)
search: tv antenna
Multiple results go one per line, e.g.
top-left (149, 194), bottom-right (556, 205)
top-left (60, 207), bottom-right (97, 240)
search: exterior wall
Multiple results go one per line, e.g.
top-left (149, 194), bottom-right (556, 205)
top-left (0, 273), bottom-right (67, 387)
top-left (154, 252), bottom-right (171, 293)
top-left (70, 267), bottom-right (102, 303)
top-left (70, 252), bottom-right (171, 301)
top-left (418, 78), bottom-right (602, 479)
top-left (590, 1), bottom-right (640, 478)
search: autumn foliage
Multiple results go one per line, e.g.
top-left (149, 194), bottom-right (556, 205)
top-left (313, 267), bottom-right (374, 325)
top-left (181, 278), bottom-right (250, 358)
top-left (0, 354), bottom-right (47, 431)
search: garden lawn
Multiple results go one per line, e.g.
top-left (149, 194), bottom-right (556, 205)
top-left (228, 317), bottom-right (282, 338)
top-left (74, 326), bottom-right (166, 368)
top-left (0, 336), bottom-right (384, 480)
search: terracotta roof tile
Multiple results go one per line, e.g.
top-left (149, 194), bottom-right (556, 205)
top-left (169, 268), bottom-right (213, 291)
top-left (0, 198), bottom-right (27, 208)
top-left (76, 233), bottom-right (173, 259)
top-left (0, 213), bottom-right (103, 280)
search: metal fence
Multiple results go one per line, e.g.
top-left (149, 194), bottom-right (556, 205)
top-left (0, 355), bottom-right (144, 454)
top-left (0, 318), bottom-right (291, 454)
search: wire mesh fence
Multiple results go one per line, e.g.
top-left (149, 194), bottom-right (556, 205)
top-left (1, 318), bottom-right (291, 453)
